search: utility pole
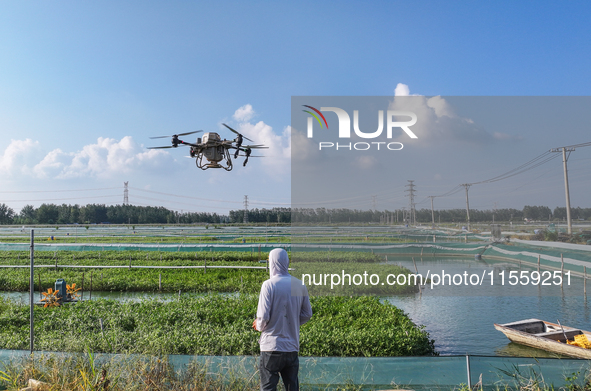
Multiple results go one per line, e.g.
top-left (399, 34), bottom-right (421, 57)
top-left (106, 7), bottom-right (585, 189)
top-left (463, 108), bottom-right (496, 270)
top-left (428, 196), bottom-right (435, 229)
top-left (123, 182), bottom-right (129, 205)
top-left (243, 195), bottom-right (249, 224)
top-left (405, 180), bottom-right (416, 226)
top-left (493, 202), bottom-right (497, 224)
top-left (461, 184), bottom-right (471, 231)
top-left (550, 147), bottom-right (575, 234)
top-left (29, 229), bottom-right (34, 354)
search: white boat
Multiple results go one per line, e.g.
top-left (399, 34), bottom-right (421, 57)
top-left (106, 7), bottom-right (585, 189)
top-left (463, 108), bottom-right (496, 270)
top-left (494, 318), bottom-right (591, 359)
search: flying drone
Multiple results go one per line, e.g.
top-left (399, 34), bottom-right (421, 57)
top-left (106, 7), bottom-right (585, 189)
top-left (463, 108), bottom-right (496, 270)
top-left (148, 124), bottom-right (267, 171)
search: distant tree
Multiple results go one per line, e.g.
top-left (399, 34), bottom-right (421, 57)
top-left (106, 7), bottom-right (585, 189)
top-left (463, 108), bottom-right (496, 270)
top-left (523, 205), bottom-right (552, 221)
top-left (0, 203), bottom-right (15, 224)
top-left (19, 205), bottom-right (36, 224)
top-left (36, 204), bottom-right (59, 224)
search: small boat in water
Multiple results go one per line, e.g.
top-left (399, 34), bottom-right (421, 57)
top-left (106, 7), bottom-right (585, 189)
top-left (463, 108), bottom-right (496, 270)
top-left (494, 319), bottom-right (591, 359)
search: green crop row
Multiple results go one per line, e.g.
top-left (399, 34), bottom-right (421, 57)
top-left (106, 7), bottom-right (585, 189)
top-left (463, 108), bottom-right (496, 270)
top-left (0, 250), bottom-right (268, 265)
top-left (0, 233), bottom-right (418, 245)
top-left (0, 265), bottom-right (417, 295)
top-left (0, 250), bottom-right (382, 266)
top-left (0, 267), bottom-right (267, 293)
top-left (0, 295), bottom-right (436, 357)
top-left (0, 235), bottom-right (289, 244)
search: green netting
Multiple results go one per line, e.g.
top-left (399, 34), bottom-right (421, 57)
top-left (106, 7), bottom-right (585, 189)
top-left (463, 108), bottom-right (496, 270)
top-left (1, 241), bottom-right (590, 272)
top-left (293, 242), bottom-right (486, 255)
top-left (483, 242), bottom-right (591, 276)
top-left (1, 350), bottom-right (589, 390)
top-left (0, 243), bottom-right (289, 252)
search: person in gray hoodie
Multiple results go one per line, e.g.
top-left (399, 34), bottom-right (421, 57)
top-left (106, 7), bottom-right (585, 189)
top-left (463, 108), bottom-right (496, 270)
top-left (253, 248), bottom-right (313, 391)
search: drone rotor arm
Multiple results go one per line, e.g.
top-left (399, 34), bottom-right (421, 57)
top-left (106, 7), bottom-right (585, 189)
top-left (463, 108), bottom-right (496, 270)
top-left (222, 123), bottom-right (254, 142)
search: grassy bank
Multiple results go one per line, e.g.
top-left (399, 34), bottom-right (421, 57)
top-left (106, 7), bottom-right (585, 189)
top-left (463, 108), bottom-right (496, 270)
top-left (0, 353), bottom-right (260, 391)
top-left (0, 251), bottom-right (401, 294)
top-left (2, 354), bottom-right (590, 391)
top-left (0, 295), bottom-right (435, 357)
top-left (0, 250), bottom-right (381, 266)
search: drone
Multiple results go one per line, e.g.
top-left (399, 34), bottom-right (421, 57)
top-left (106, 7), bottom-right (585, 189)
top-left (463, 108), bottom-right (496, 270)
top-left (148, 124), bottom-right (267, 171)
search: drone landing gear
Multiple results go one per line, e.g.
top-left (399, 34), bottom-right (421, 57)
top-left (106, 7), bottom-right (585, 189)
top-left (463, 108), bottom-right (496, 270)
top-left (195, 151), bottom-right (233, 171)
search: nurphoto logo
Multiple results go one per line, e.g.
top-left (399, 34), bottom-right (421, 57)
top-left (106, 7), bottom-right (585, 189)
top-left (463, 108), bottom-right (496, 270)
top-left (303, 105), bottom-right (418, 151)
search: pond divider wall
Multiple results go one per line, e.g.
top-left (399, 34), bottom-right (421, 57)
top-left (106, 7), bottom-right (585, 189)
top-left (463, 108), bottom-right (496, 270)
top-left (0, 350), bottom-right (589, 389)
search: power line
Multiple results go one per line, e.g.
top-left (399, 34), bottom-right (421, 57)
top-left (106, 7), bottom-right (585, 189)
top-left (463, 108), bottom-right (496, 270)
top-left (430, 141), bottom-right (591, 201)
top-left (0, 187), bottom-right (120, 194)
top-left (129, 187), bottom-right (242, 204)
top-left (0, 194), bottom-right (120, 202)
top-left (129, 186), bottom-right (289, 207)
top-left (471, 152), bottom-right (560, 185)
top-left (131, 194), bottom-right (235, 212)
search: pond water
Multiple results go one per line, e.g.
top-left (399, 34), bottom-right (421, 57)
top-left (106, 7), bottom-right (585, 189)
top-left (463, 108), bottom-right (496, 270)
top-left (2, 256), bottom-right (590, 357)
top-left (386, 256), bottom-right (591, 356)
top-left (1, 290), bottom-right (236, 304)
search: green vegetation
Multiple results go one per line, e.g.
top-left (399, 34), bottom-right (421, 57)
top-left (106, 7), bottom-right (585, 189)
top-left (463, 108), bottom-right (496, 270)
top-left (2, 353), bottom-right (591, 391)
top-left (0, 353), bottom-right (260, 391)
top-left (0, 251), bottom-right (396, 293)
top-left (0, 295), bottom-right (435, 357)
top-left (0, 267), bottom-right (265, 293)
top-left (2, 201), bottom-right (591, 226)
top-left (0, 250), bottom-right (382, 266)
top-left (0, 250), bottom-right (269, 266)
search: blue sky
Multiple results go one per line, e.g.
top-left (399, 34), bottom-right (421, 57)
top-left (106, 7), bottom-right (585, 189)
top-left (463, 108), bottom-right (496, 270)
top-left (0, 1), bottom-right (590, 215)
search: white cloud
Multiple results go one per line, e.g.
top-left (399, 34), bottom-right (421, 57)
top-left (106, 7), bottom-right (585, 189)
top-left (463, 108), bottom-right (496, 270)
top-left (394, 83), bottom-right (423, 97)
top-left (390, 84), bottom-right (524, 146)
top-left (394, 83), bottom-right (411, 97)
top-left (389, 88), bottom-right (491, 145)
top-left (229, 105), bottom-right (291, 180)
top-left (0, 139), bottom-right (44, 177)
top-left (233, 104), bottom-right (255, 122)
top-left (0, 136), bottom-right (173, 180)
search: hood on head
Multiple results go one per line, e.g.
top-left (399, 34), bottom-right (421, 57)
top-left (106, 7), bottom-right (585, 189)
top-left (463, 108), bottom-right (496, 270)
top-left (268, 248), bottom-right (289, 277)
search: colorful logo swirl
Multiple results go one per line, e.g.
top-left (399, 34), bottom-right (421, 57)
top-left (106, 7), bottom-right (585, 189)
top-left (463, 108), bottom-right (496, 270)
top-left (302, 105), bottom-right (328, 129)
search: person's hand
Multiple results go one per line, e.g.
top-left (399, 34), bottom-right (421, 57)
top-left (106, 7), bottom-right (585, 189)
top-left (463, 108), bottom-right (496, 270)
top-left (252, 319), bottom-right (258, 331)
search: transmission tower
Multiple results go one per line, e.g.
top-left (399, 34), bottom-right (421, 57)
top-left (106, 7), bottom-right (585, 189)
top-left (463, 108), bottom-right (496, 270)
top-left (243, 195), bottom-right (249, 224)
top-left (405, 180), bottom-right (416, 225)
top-left (123, 182), bottom-right (129, 205)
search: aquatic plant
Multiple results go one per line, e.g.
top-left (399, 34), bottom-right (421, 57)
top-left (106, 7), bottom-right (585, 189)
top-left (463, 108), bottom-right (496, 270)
top-left (0, 295), bottom-right (435, 357)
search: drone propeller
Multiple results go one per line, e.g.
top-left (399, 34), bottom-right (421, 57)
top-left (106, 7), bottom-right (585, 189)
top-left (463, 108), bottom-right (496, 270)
top-left (222, 123), bottom-right (253, 142)
top-left (242, 144), bottom-right (268, 149)
top-left (149, 130), bottom-right (203, 139)
top-left (148, 146), bottom-right (178, 149)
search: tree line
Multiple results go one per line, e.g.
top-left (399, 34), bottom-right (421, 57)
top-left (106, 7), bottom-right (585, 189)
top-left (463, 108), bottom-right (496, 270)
top-left (0, 203), bottom-right (292, 225)
top-left (0, 204), bottom-right (225, 225)
top-left (293, 206), bottom-right (591, 224)
top-left (0, 203), bottom-right (590, 225)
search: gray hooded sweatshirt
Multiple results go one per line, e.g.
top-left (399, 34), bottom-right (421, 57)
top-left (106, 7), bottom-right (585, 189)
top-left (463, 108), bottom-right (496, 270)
top-left (256, 248), bottom-right (313, 352)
